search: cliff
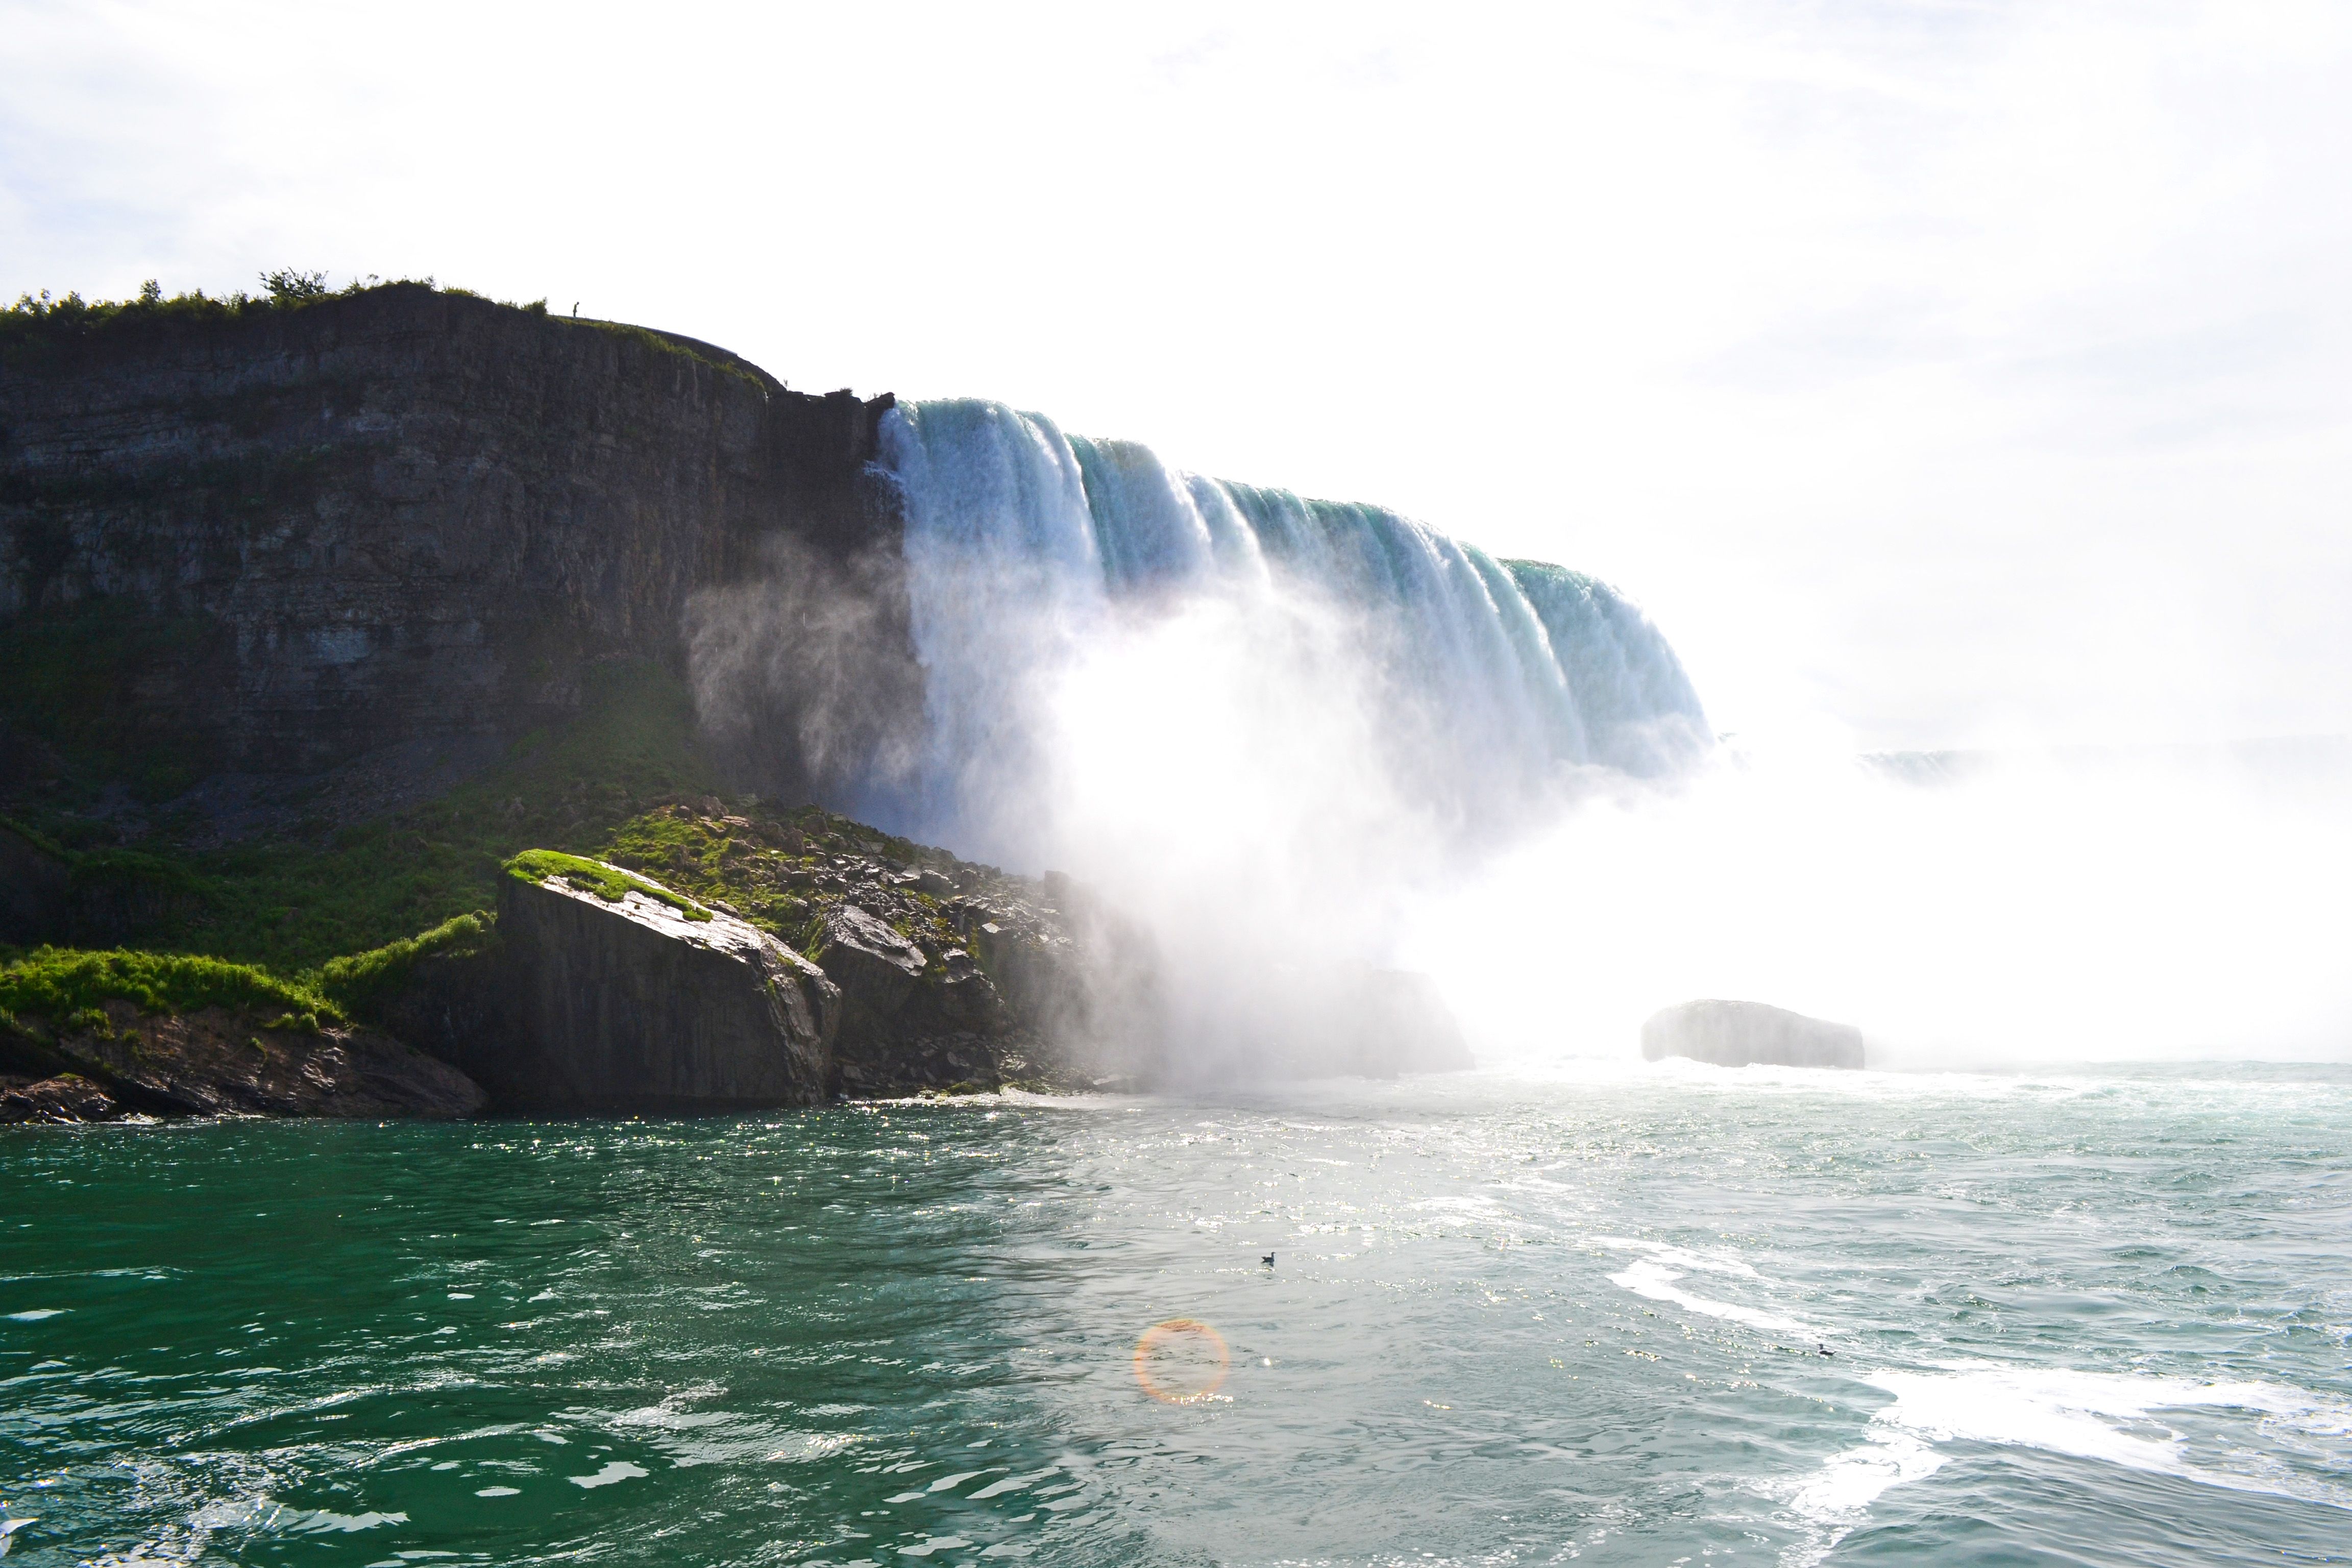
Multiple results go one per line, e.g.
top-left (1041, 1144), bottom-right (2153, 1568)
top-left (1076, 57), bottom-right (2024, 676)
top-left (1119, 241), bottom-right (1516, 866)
top-left (0, 281), bottom-right (1475, 1115)
top-left (0, 947), bottom-right (483, 1120)
top-left (0, 283), bottom-right (895, 792)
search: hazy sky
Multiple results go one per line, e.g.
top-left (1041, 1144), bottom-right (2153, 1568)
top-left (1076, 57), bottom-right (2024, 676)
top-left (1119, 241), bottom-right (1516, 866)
top-left (5, 1), bottom-right (2346, 749)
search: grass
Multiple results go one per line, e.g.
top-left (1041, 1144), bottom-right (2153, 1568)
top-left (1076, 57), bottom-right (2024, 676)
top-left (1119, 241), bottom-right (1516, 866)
top-left (0, 792), bottom-right (997, 1038)
top-left (592, 802), bottom-right (973, 966)
top-left (0, 947), bottom-right (340, 1037)
top-left (0, 663), bottom-right (733, 1023)
top-left (45, 660), bottom-right (721, 972)
top-left (576, 318), bottom-right (767, 389)
top-left (505, 851), bottom-right (710, 921)
top-left (0, 657), bottom-right (1001, 1030)
top-left (315, 912), bottom-right (494, 1019)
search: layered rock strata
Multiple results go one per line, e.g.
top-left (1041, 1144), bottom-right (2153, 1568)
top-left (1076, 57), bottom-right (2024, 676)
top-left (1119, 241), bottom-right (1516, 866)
top-left (0, 286), bottom-right (897, 782)
top-left (0, 1001), bottom-right (485, 1119)
top-left (480, 857), bottom-right (840, 1113)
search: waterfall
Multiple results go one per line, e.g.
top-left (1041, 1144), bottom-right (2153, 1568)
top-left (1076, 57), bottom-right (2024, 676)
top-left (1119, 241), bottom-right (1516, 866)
top-left (869, 398), bottom-right (1709, 864)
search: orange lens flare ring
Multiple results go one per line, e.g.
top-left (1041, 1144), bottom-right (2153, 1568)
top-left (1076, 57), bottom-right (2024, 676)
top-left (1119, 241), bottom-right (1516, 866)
top-left (1132, 1318), bottom-right (1231, 1405)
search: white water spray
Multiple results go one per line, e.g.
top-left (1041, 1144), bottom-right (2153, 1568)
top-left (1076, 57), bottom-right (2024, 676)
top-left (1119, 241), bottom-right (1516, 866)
top-left (847, 398), bottom-right (2352, 1070)
top-left (872, 399), bottom-right (1707, 865)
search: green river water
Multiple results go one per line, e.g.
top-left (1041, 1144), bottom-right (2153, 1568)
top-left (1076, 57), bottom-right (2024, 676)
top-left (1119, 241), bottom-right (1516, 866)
top-left (3, 1063), bottom-right (2348, 1565)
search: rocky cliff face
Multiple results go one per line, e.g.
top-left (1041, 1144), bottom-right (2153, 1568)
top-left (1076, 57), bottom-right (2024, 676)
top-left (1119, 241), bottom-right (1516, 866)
top-left (0, 1000), bottom-right (484, 1120)
top-left (0, 285), bottom-right (896, 785)
top-left (484, 856), bottom-right (839, 1112)
top-left (0, 289), bottom-right (1480, 1112)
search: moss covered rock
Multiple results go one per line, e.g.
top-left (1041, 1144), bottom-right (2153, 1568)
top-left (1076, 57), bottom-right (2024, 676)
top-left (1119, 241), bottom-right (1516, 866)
top-left (484, 854), bottom-right (838, 1112)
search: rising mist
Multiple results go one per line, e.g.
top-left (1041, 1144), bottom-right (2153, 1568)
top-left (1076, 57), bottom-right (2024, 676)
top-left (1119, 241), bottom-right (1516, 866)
top-left (693, 399), bottom-right (2352, 1078)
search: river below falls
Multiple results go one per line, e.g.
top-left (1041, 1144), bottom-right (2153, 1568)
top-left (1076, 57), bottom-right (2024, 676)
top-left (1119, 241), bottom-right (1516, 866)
top-left (4, 1061), bottom-right (2349, 1566)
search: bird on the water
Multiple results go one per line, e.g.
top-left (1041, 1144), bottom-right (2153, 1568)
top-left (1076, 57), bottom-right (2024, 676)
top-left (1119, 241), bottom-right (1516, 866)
top-left (1262, 1253), bottom-right (1275, 1267)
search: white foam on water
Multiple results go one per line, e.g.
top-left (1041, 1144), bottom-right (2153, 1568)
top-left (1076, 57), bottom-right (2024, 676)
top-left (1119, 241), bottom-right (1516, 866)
top-left (1863, 1362), bottom-right (2301, 1472)
top-left (1594, 1238), bottom-right (1821, 1337)
top-left (567, 1461), bottom-right (647, 1489)
top-left (1783, 1359), bottom-right (2352, 1547)
top-left (1788, 1431), bottom-right (1945, 1519)
top-left (1592, 1238), bottom-right (1761, 1279)
top-left (5, 1309), bottom-right (64, 1321)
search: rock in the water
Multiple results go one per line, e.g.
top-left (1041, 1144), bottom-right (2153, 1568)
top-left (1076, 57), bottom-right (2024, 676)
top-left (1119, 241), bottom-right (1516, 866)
top-left (821, 904), bottom-right (1015, 1092)
top-left (0, 1072), bottom-right (128, 1123)
top-left (0, 1004), bottom-right (484, 1118)
top-left (492, 857), bottom-right (839, 1112)
top-left (1641, 999), bottom-right (1864, 1069)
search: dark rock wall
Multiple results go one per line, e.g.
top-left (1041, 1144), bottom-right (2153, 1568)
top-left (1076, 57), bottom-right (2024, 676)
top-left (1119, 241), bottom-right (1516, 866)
top-left (0, 822), bottom-right (70, 944)
top-left (0, 286), bottom-right (897, 776)
top-left (487, 868), bottom-right (838, 1112)
top-left (0, 1000), bottom-right (485, 1119)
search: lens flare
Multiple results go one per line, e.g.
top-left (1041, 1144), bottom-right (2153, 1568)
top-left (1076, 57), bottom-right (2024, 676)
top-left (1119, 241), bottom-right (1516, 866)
top-left (1133, 1318), bottom-right (1231, 1405)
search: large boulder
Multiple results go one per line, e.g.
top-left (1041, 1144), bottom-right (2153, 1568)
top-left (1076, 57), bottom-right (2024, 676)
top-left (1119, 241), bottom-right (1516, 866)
top-left (488, 855), bottom-right (839, 1112)
top-left (820, 904), bottom-right (1014, 1094)
top-left (820, 904), bottom-right (930, 1025)
top-left (1, 1072), bottom-right (129, 1123)
top-left (1641, 999), bottom-right (1865, 1069)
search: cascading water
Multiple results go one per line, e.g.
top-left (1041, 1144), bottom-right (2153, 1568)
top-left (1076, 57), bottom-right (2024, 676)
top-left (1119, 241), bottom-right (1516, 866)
top-left (869, 397), bottom-right (1709, 866)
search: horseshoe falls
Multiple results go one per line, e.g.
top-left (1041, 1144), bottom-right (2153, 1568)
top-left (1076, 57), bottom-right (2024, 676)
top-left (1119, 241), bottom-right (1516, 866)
top-left (869, 398), bottom-right (1708, 866)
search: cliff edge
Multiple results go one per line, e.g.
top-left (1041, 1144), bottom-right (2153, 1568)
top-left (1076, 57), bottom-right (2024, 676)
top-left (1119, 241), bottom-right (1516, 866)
top-left (1, 282), bottom-right (895, 793)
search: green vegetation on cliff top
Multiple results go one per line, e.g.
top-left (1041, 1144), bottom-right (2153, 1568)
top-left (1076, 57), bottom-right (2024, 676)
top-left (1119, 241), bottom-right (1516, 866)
top-left (314, 913), bottom-right (494, 1020)
top-left (4, 271), bottom-right (454, 351)
top-left (2, 661), bottom-right (715, 973)
top-left (0, 660), bottom-right (969, 1019)
top-left (0, 948), bottom-right (339, 1036)
top-left (505, 851), bottom-right (712, 921)
top-left (1, 272), bottom-right (762, 386)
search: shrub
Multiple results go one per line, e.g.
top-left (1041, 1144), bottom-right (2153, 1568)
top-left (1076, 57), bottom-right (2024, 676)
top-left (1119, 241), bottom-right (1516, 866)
top-left (316, 911), bottom-right (494, 1019)
top-left (259, 268), bottom-right (331, 302)
top-left (0, 948), bottom-right (341, 1033)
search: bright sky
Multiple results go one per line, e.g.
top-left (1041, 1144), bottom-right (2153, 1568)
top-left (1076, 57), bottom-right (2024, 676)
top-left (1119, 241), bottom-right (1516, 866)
top-left (5, 1), bottom-right (2346, 750)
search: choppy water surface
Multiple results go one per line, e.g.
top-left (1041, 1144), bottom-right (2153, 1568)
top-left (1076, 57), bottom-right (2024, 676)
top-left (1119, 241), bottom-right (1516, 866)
top-left (4, 1063), bottom-right (2349, 1566)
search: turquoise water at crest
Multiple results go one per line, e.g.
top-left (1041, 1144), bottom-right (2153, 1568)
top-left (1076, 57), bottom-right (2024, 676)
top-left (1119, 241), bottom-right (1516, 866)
top-left (3, 1063), bottom-right (2349, 1565)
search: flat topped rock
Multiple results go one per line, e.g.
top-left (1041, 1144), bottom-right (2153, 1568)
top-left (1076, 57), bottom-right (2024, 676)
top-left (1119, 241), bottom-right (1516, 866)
top-left (1641, 999), bottom-right (1865, 1070)
top-left (494, 856), bottom-right (839, 1112)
